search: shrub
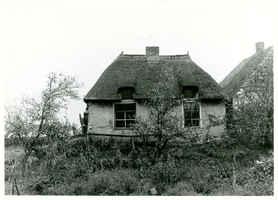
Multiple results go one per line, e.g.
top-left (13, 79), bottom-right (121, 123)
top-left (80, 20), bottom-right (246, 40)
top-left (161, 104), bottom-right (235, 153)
top-left (237, 153), bottom-right (273, 195)
top-left (145, 159), bottom-right (185, 194)
top-left (5, 137), bottom-right (22, 147)
top-left (163, 181), bottom-right (198, 196)
top-left (40, 169), bottom-right (141, 195)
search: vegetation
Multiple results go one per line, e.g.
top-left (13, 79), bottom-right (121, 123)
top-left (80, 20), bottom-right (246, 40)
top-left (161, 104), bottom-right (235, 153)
top-left (5, 136), bottom-right (273, 195)
top-left (226, 49), bottom-right (273, 148)
top-left (134, 67), bottom-right (199, 165)
top-left (5, 72), bottom-right (83, 177)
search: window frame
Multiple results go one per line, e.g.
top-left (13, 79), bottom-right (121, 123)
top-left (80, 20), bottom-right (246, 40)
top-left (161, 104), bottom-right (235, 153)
top-left (182, 101), bottom-right (201, 128)
top-left (113, 100), bottom-right (137, 129)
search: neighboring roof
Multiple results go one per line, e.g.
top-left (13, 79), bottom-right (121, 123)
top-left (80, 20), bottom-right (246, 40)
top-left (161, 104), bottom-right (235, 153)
top-left (219, 56), bottom-right (253, 88)
top-left (220, 46), bottom-right (273, 99)
top-left (84, 50), bottom-right (224, 102)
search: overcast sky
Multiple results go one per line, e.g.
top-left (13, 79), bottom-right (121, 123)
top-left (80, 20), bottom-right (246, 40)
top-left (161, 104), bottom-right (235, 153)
top-left (2, 0), bottom-right (277, 126)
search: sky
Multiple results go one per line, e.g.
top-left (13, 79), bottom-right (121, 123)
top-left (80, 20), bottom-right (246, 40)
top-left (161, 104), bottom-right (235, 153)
top-left (1, 0), bottom-right (277, 127)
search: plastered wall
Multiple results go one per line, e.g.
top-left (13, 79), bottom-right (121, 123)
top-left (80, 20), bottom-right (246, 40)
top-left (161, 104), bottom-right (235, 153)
top-left (200, 101), bottom-right (226, 139)
top-left (87, 100), bottom-right (226, 138)
top-left (87, 101), bottom-right (149, 135)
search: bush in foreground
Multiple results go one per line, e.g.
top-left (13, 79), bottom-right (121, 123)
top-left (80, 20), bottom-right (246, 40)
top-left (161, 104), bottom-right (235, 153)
top-left (39, 169), bottom-right (141, 195)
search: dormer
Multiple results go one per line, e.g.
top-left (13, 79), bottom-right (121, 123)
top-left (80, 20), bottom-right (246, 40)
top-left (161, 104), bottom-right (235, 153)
top-left (118, 87), bottom-right (135, 100)
top-left (183, 86), bottom-right (198, 99)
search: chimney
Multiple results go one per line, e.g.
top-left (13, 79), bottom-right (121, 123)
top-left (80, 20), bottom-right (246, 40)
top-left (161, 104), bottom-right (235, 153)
top-left (146, 46), bottom-right (159, 62)
top-left (255, 42), bottom-right (264, 53)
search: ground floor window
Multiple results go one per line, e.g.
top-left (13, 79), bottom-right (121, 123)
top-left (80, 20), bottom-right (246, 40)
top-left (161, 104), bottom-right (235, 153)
top-left (114, 103), bottom-right (136, 128)
top-left (183, 101), bottom-right (200, 127)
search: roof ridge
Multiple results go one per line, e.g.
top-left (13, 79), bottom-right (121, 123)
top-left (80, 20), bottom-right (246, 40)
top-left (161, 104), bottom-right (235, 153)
top-left (121, 54), bottom-right (145, 58)
top-left (160, 55), bottom-right (190, 59)
top-left (120, 54), bottom-right (191, 59)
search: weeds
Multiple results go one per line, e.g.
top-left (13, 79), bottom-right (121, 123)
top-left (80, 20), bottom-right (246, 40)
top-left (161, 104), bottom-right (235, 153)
top-left (39, 169), bottom-right (141, 195)
top-left (5, 135), bottom-right (273, 196)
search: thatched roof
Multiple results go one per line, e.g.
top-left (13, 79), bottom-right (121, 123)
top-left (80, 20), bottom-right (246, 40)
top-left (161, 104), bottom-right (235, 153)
top-left (84, 48), bottom-right (224, 102)
top-left (220, 45), bottom-right (273, 99)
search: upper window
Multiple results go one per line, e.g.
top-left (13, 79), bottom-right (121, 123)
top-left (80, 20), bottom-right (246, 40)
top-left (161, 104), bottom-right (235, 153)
top-left (183, 101), bottom-right (200, 127)
top-left (118, 87), bottom-right (135, 100)
top-left (183, 86), bottom-right (198, 99)
top-left (114, 103), bottom-right (136, 128)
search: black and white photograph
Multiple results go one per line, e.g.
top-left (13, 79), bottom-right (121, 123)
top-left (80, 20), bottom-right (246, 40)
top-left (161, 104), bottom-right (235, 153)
top-left (2, 0), bottom-right (276, 196)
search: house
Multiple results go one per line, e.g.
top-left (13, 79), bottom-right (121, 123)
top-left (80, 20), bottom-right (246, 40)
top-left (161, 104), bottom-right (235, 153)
top-left (220, 42), bottom-right (273, 103)
top-left (84, 47), bottom-right (226, 139)
top-left (220, 42), bottom-right (273, 145)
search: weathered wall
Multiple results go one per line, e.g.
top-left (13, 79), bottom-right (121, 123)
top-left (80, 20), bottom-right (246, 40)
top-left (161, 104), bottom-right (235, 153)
top-left (200, 101), bottom-right (226, 139)
top-left (87, 100), bottom-right (226, 138)
top-left (87, 101), bottom-right (149, 135)
top-left (87, 102), bottom-right (113, 134)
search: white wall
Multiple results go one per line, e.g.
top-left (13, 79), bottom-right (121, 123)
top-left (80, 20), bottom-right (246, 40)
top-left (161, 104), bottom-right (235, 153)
top-left (87, 100), bottom-right (226, 139)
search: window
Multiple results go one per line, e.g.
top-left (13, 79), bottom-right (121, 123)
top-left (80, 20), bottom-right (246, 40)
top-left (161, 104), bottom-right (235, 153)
top-left (183, 101), bottom-right (200, 127)
top-left (118, 87), bottom-right (135, 100)
top-left (114, 103), bottom-right (136, 128)
top-left (183, 86), bottom-right (198, 99)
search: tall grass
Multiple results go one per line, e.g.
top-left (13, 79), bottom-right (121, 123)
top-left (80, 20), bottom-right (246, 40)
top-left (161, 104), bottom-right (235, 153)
top-left (5, 136), bottom-right (273, 195)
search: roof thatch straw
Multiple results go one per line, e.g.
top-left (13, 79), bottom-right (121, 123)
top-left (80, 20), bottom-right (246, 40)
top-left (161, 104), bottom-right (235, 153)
top-left (220, 46), bottom-right (273, 99)
top-left (84, 50), bottom-right (224, 102)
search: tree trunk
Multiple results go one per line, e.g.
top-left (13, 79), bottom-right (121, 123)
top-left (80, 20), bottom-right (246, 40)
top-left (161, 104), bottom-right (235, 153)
top-left (232, 150), bottom-right (237, 187)
top-left (20, 148), bottom-right (33, 177)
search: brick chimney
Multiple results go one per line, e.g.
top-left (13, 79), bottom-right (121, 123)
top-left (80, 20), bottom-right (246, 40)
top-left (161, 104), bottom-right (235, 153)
top-left (255, 42), bottom-right (264, 53)
top-left (146, 46), bottom-right (159, 62)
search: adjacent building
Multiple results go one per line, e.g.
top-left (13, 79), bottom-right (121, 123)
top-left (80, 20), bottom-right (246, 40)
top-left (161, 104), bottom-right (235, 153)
top-left (220, 42), bottom-right (273, 145)
top-left (220, 42), bottom-right (273, 107)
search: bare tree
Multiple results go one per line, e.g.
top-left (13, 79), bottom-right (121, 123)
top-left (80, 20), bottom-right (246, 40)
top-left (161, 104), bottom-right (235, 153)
top-left (5, 72), bottom-right (83, 176)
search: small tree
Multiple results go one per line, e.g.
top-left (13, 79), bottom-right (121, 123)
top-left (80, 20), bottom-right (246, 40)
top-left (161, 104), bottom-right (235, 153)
top-left (134, 67), bottom-right (199, 165)
top-left (5, 72), bottom-right (83, 176)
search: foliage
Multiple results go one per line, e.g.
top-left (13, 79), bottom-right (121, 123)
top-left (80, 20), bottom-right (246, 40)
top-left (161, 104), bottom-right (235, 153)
top-left (30, 169), bottom-right (141, 195)
top-left (226, 50), bottom-right (273, 148)
top-left (5, 135), bottom-right (274, 196)
top-left (134, 67), bottom-right (199, 164)
top-left (163, 181), bottom-right (198, 196)
top-left (21, 136), bottom-right (141, 195)
top-left (4, 112), bottom-right (274, 196)
top-left (5, 137), bottom-right (23, 147)
top-left (144, 139), bottom-right (273, 196)
top-left (4, 72), bottom-right (83, 176)
top-left (145, 159), bottom-right (184, 194)
top-left (5, 146), bottom-right (23, 181)
top-left (236, 153), bottom-right (273, 195)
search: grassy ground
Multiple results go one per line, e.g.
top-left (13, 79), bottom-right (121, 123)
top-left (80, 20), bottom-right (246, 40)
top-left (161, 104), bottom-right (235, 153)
top-left (5, 145), bottom-right (26, 195)
top-left (5, 145), bottom-right (24, 162)
top-left (4, 138), bottom-right (274, 196)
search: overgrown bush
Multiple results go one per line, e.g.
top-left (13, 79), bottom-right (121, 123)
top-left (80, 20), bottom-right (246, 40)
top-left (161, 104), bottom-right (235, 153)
top-left (5, 137), bottom-right (23, 147)
top-left (163, 181), bottom-right (198, 196)
top-left (26, 135), bottom-right (142, 195)
top-left (225, 48), bottom-right (273, 149)
top-left (38, 169), bottom-right (141, 195)
top-left (237, 153), bottom-right (273, 195)
top-left (145, 159), bottom-right (183, 193)
top-left (7, 126), bottom-right (273, 195)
